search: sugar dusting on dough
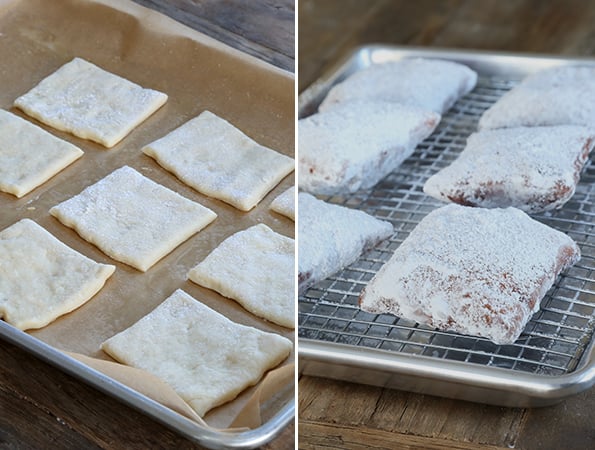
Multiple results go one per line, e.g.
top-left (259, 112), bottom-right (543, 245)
top-left (299, 100), bottom-right (440, 195)
top-left (298, 193), bottom-right (393, 294)
top-left (360, 204), bottom-right (580, 345)
top-left (479, 65), bottom-right (595, 129)
top-left (319, 58), bottom-right (477, 114)
top-left (424, 125), bottom-right (595, 213)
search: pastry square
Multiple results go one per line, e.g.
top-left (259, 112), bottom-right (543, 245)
top-left (269, 186), bottom-right (295, 221)
top-left (298, 193), bottom-right (393, 294)
top-left (14, 57), bottom-right (167, 148)
top-left (188, 224), bottom-right (294, 328)
top-left (424, 126), bottom-right (595, 213)
top-left (319, 58), bottom-right (477, 114)
top-left (50, 166), bottom-right (217, 272)
top-left (0, 219), bottom-right (115, 330)
top-left (360, 204), bottom-right (580, 345)
top-left (0, 109), bottom-right (83, 198)
top-left (299, 101), bottom-right (439, 195)
top-left (479, 65), bottom-right (595, 130)
top-left (101, 289), bottom-right (292, 417)
top-left (142, 111), bottom-right (294, 211)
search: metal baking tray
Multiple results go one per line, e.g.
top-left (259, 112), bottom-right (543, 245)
top-left (298, 45), bottom-right (595, 407)
top-left (0, 1), bottom-right (294, 448)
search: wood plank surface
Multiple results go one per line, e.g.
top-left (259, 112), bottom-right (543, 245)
top-left (135, 0), bottom-right (295, 72)
top-left (299, 0), bottom-right (595, 91)
top-left (298, 1), bottom-right (595, 449)
top-left (0, 1), bottom-right (295, 449)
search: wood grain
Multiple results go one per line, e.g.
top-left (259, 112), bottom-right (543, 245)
top-left (133, 0), bottom-right (295, 72)
top-left (298, 1), bottom-right (595, 449)
top-left (298, 0), bottom-right (595, 91)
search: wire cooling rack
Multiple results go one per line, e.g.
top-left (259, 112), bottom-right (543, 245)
top-left (298, 74), bottom-right (595, 378)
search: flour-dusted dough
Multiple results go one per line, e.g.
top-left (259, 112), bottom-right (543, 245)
top-left (299, 101), bottom-right (439, 195)
top-left (298, 193), bottom-right (393, 294)
top-left (14, 58), bottom-right (167, 148)
top-left (479, 65), bottom-right (595, 130)
top-left (0, 219), bottom-right (115, 330)
top-left (188, 224), bottom-right (294, 328)
top-left (269, 186), bottom-right (295, 221)
top-left (101, 289), bottom-right (292, 417)
top-left (360, 204), bottom-right (580, 345)
top-left (142, 111), bottom-right (294, 211)
top-left (50, 166), bottom-right (217, 272)
top-left (319, 58), bottom-right (477, 114)
top-left (424, 126), bottom-right (595, 213)
top-left (0, 109), bottom-right (83, 198)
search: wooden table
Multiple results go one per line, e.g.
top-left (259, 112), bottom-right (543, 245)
top-left (298, 1), bottom-right (595, 449)
top-left (0, 1), bottom-right (294, 449)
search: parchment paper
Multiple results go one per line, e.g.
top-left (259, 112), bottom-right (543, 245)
top-left (0, 0), bottom-right (294, 431)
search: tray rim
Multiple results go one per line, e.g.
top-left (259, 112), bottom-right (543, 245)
top-left (0, 320), bottom-right (294, 449)
top-left (297, 44), bottom-right (595, 407)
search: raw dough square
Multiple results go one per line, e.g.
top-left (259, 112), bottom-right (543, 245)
top-left (360, 204), bottom-right (580, 345)
top-left (101, 289), bottom-right (292, 417)
top-left (0, 219), bottom-right (115, 330)
top-left (319, 58), bottom-right (477, 114)
top-left (14, 57), bottom-right (167, 148)
top-left (0, 109), bottom-right (83, 198)
top-left (299, 101), bottom-right (439, 195)
top-left (188, 224), bottom-right (294, 328)
top-left (269, 186), bottom-right (295, 221)
top-left (142, 111), bottom-right (294, 211)
top-left (50, 166), bottom-right (217, 272)
top-left (479, 65), bottom-right (595, 130)
top-left (424, 126), bottom-right (595, 213)
top-left (298, 193), bottom-right (393, 294)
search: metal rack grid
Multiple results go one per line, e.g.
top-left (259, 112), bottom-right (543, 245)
top-left (298, 75), bottom-right (595, 377)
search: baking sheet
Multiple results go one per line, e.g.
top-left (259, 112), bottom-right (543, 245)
top-left (0, 0), bottom-right (294, 442)
top-left (298, 45), bottom-right (595, 407)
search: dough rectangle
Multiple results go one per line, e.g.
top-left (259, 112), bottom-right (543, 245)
top-left (0, 109), bottom-right (83, 198)
top-left (0, 219), bottom-right (115, 330)
top-left (142, 111), bottom-right (294, 211)
top-left (269, 186), bottom-right (295, 221)
top-left (188, 224), bottom-right (295, 328)
top-left (14, 58), bottom-right (167, 148)
top-left (101, 289), bottom-right (292, 417)
top-left (50, 166), bottom-right (217, 272)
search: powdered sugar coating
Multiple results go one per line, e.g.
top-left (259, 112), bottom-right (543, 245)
top-left (319, 58), bottom-right (477, 114)
top-left (298, 193), bottom-right (393, 294)
top-left (479, 65), bottom-right (595, 130)
top-left (360, 204), bottom-right (580, 345)
top-left (299, 100), bottom-right (439, 195)
top-left (424, 126), bottom-right (595, 213)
